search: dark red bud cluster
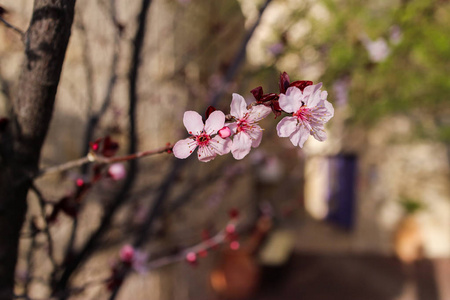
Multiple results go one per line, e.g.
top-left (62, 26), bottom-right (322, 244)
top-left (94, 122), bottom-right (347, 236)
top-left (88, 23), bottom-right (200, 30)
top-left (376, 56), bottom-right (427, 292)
top-left (228, 208), bottom-right (239, 219)
top-left (205, 106), bottom-right (216, 120)
top-left (106, 263), bottom-right (126, 291)
top-left (89, 136), bottom-right (119, 157)
top-left (250, 86), bottom-right (281, 118)
top-left (250, 72), bottom-right (313, 118)
top-left (279, 71), bottom-right (313, 93)
top-left (47, 179), bottom-right (91, 223)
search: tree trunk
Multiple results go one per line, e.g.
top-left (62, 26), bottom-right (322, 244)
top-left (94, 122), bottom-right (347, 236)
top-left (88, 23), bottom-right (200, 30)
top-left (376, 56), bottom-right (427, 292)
top-left (0, 0), bottom-right (76, 298)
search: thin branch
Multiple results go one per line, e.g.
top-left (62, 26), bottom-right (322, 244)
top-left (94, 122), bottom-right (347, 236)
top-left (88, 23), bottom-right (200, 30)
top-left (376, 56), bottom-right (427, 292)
top-left (29, 185), bottom-right (57, 270)
top-left (146, 221), bottom-right (233, 270)
top-left (53, 0), bottom-right (153, 295)
top-left (75, 15), bottom-right (96, 171)
top-left (0, 16), bottom-right (25, 37)
top-left (209, 0), bottom-right (273, 107)
top-left (108, 159), bottom-right (185, 300)
top-left (23, 221), bottom-right (37, 297)
top-left (0, 71), bottom-right (11, 102)
top-left (80, 0), bottom-right (122, 170)
top-left (37, 144), bottom-right (172, 177)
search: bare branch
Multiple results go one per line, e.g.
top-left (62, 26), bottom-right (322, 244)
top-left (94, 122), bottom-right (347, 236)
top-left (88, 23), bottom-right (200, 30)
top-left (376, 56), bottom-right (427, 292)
top-left (29, 184), bottom-right (57, 270)
top-left (209, 0), bottom-right (273, 107)
top-left (37, 144), bottom-right (172, 177)
top-left (0, 16), bottom-right (25, 38)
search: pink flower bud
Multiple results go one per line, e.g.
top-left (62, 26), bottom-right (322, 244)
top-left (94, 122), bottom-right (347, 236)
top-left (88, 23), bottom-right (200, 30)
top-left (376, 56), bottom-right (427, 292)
top-left (218, 126), bottom-right (231, 139)
top-left (186, 252), bottom-right (197, 265)
top-left (108, 163), bottom-right (126, 181)
top-left (230, 241), bottom-right (240, 250)
top-left (76, 178), bottom-right (84, 187)
top-left (119, 244), bottom-right (135, 263)
top-left (225, 224), bottom-right (236, 234)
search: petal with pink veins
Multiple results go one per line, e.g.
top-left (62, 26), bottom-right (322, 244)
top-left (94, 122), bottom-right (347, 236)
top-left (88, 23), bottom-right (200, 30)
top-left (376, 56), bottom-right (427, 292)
top-left (227, 122), bottom-right (238, 134)
top-left (231, 132), bottom-right (252, 160)
top-left (246, 125), bottom-right (264, 148)
top-left (173, 137), bottom-right (197, 159)
top-left (183, 111), bottom-right (204, 135)
top-left (289, 125), bottom-right (310, 148)
top-left (279, 87), bottom-right (302, 113)
top-left (306, 89), bottom-right (323, 107)
top-left (303, 83), bottom-right (322, 98)
top-left (311, 126), bottom-right (327, 141)
top-left (247, 105), bottom-right (271, 123)
top-left (204, 110), bottom-right (225, 135)
top-left (276, 116), bottom-right (298, 137)
top-left (209, 136), bottom-right (232, 155)
top-left (230, 93), bottom-right (247, 119)
top-left (197, 145), bottom-right (217, 162)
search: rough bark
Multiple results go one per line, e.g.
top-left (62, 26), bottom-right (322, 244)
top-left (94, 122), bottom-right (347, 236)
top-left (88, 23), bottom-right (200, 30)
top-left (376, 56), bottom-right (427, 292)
top-left (0, 0), bottom-right (76, 299)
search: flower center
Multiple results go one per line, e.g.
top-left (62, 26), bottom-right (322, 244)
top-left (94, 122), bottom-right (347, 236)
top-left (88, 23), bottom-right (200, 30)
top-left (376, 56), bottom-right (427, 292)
top-left (196, 133), bottom-right (211, 146)
top-left (237, 114), bottom-right (252, 133)
top-left (293, 106), bottom-right (311, 121)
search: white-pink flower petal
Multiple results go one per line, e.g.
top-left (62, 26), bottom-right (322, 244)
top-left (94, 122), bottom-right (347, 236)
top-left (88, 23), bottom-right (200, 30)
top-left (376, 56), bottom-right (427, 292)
top-left (303, 82), bottom-right (322, 97)
top-left (311, 126), bottom-right (327, 142)
top-left (246, 105), bottom-right (271, 123)
top-left (197, 145), bottom-right (217, 162)
top-left (246, 125), bottom-right (264, 148)
top-left (230, 93), bottom-right (247, 119)
top-left (276, 117), bottom-right (298, 137)
top-left (183, 111), bottom-right (204, 135)
top-left (231, 132), bottom-right (252, 160)
top-left (289, 126), bottom-right (310, 148)
top-left (173, 137), bottom-right (197, 159)
top-left (209, 136), bottom-right (232, 156)
top-left (204, 110), bottom-right (225, 135)
top-left (279, 87), bottom-right (302, 113)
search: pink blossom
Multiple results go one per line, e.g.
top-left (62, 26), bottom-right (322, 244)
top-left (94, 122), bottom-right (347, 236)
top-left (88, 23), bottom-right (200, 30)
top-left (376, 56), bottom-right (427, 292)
top-left (108, 163), bottom-right (126, 180)
top-left (267, 42), bottom-right (284, 56)
top-left (173, 111), bottom-right (231, 162)
top-left (276, 84), bottom-right (334, 148)
top-left (360, 34), bottom-right (390, 63)
top-left (119, 244), bottom-right (135, 263)
top-left (230, 241), bottom-right (240, 250)
top-left (228, 94), bottom-right (271, 160)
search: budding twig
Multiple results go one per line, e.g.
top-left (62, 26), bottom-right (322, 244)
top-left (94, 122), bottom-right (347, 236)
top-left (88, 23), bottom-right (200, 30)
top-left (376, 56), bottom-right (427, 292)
top-left (0, 16), bottom-right (25, 37)
top-left (146, 221), bottom-right (233, 270)
top-left (37, 144), bottom-right (172, 177)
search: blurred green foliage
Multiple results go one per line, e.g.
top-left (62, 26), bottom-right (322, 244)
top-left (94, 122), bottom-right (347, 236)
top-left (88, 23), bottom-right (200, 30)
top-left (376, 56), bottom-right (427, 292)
top-left (319, 0), bottom-right (450, 139)
top-left (399, 196), bottom-right (425, 215)
top-left (247, 0), bottom-right (450, 141)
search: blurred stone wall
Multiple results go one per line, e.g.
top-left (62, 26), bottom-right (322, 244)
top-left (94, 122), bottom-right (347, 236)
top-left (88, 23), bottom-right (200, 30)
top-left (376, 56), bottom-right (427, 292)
top-left (1, 0), bottom-right (450, 299)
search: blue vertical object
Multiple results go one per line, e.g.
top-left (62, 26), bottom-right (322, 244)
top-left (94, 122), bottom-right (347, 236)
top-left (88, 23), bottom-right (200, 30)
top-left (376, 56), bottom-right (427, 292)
top-left (326, 154), bottom-right (357, 230)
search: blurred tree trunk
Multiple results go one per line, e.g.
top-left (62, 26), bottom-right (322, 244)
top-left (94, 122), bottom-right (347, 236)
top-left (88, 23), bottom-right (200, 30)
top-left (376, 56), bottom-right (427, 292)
top-left (0, 0), bottom-right (76, 299)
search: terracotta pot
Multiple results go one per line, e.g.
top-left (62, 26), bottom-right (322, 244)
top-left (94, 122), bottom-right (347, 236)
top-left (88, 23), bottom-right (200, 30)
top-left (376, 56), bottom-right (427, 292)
top-left (210, 249), bottom-right (260, 300)
top-left (210, 216), bottom-right (272, 299)
top-left (393, 215), bottom-right (423, 263)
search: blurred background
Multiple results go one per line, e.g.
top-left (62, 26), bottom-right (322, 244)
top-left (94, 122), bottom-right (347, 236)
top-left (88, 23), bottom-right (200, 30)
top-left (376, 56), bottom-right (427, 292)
top-left (0, 0), bottom-right (449, 299)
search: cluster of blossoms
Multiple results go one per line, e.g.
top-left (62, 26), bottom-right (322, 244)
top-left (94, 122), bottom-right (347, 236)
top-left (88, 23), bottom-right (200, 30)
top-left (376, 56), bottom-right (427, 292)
top-left (173, 72), bottom-right (334, 162)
